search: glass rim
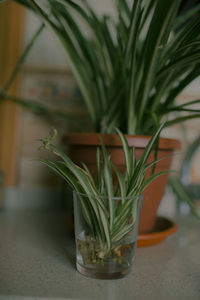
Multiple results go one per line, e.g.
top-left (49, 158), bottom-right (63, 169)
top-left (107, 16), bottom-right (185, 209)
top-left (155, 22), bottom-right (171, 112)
top-left (73, 191), bottom-right (142, 201)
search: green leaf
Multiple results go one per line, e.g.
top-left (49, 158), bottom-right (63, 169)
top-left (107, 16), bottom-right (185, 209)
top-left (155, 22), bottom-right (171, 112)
top-left (116, 128), bottom-right (132, 178)
top-left (141, 170), bottom-right (172, 192)
top-left (165, 99), bottom-right (200, 113)
top-left (112, 163), bottom-right (126, 203)
top-left (145, 153), bottom-right (178, 172)
top-left (100, 140), bottom-right (114, 231)
top-left (112, 222), bottom-right (135, 243)
top-left (37, 159), bottom-right (79, 190)
top-left (165, 114), bottom-right (200, 127)
top-left (169, 178), bottom-right (200, 220)
top-left (127, 123), bottom-right (165, 193)
top-left (135, 123), bottom-right (165, 171)
top-left (1, 24), bottom-right (44, 95)
top-left (174, 4), bottom-right (200, 29)
top-left (138, 0), bottom-right (179, 125)
top-left (96, 146), bottom-right (101, 181)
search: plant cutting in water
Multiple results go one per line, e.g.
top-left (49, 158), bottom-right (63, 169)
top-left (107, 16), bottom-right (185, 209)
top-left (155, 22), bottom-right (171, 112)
top-left (38, 123), bottom-right (170, 265)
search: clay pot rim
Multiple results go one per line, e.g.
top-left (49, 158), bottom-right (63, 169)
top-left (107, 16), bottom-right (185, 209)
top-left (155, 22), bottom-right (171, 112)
top-left (62, 132), bottom-right (181, 150)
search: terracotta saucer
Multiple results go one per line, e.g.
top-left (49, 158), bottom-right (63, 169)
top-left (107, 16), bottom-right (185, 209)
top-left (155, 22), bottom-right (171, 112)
top-left (137, 216), bottom-right (178, 247)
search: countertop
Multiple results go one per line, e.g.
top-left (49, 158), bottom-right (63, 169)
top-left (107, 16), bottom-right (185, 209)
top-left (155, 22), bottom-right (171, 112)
top-left (0, 198), bottom-right (200, 300)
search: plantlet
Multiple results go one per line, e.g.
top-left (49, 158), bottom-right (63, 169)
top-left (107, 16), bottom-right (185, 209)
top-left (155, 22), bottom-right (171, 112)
top-left (38, 123), bottom-right (170, 260)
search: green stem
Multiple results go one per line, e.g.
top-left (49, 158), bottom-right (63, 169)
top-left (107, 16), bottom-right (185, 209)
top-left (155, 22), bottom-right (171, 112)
top-left (2, 24), bottom-right (44, 95)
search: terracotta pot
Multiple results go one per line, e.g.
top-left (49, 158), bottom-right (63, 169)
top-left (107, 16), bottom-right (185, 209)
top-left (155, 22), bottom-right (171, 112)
top-left (62, 133), bottom-right (181, 233)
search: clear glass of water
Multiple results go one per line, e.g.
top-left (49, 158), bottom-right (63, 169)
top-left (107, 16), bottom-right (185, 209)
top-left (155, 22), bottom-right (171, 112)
top-left (73, 191), bottom-right (142, 279)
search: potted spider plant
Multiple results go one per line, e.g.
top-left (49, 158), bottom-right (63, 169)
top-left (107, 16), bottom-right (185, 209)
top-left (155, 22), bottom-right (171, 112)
top-left (3, 0), bottom-right (200, 232)
top-left (38, 124), bottom-right (171, 279)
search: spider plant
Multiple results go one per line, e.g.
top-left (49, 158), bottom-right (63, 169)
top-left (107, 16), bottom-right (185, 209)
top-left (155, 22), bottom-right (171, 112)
top-left (38, 123), bottom-right (170, 257)
top-left (7, 0), bottom-right (200, 134)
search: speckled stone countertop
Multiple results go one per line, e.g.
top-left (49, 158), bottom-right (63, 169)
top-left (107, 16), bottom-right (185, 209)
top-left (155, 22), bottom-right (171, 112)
top-left (0, 193), bottom-right (200, 300)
